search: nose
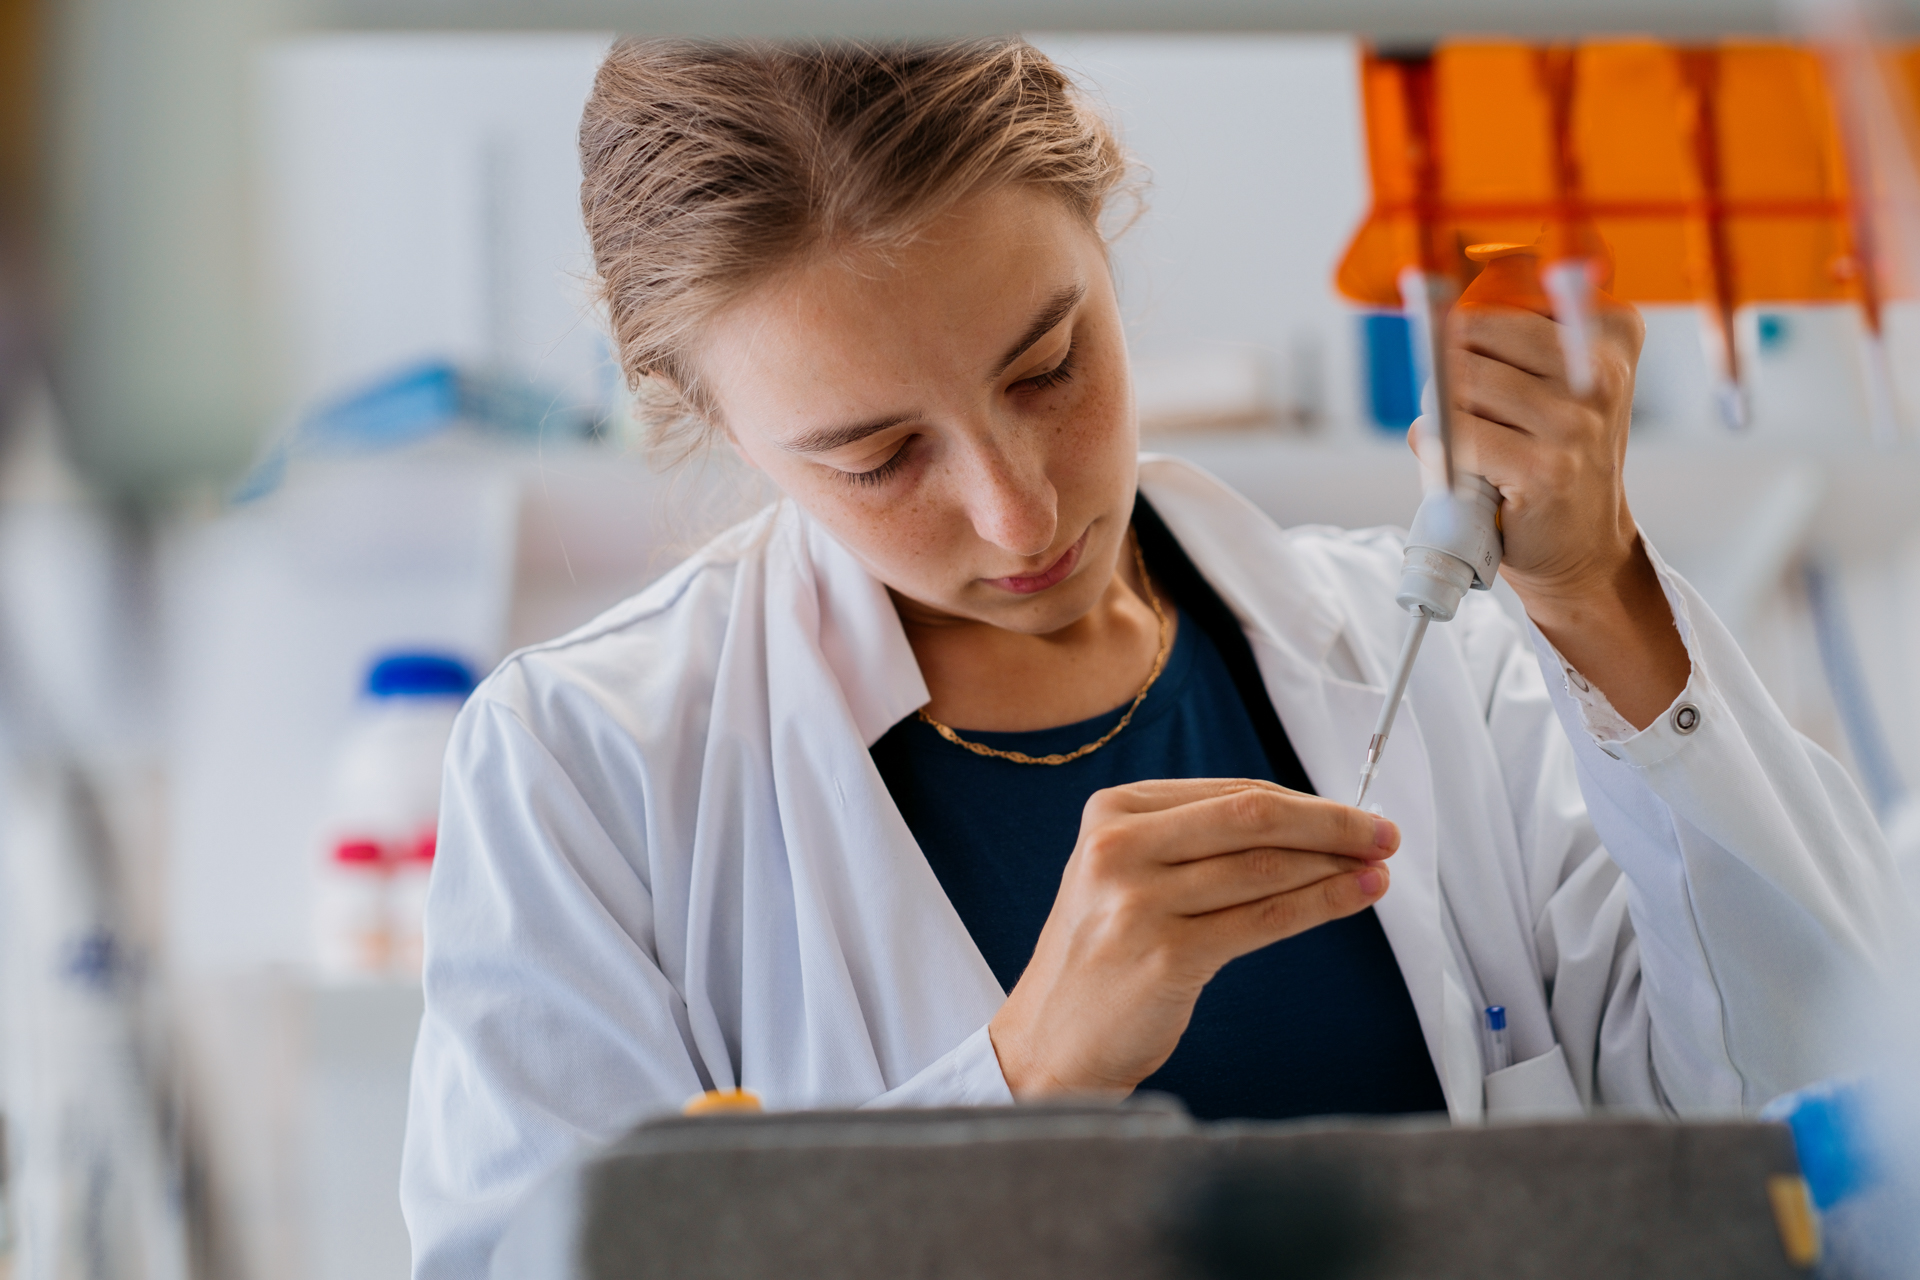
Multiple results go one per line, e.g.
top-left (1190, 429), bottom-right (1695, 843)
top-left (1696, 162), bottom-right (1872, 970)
top-left (960, 437), bottom-right (1058, 559)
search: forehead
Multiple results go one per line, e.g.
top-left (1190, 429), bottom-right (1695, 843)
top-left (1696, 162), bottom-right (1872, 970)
top-left (698, 188), bottom-right (1094, 424)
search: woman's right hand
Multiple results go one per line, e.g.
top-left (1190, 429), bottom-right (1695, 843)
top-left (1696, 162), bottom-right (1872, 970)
top-left (987, 777), bottom-right (1397, 1099)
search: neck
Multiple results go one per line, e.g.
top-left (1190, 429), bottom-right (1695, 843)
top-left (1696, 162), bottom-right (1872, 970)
top-left (898, 540), bottom-right (1172, 734)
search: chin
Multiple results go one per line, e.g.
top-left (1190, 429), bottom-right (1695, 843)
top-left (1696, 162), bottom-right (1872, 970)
top-left (990, 566), bottom-right (1111, 635)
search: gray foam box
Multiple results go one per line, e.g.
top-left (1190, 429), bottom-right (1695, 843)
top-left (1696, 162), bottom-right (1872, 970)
top-left (492, 1102), bottom-right (1805, 1279)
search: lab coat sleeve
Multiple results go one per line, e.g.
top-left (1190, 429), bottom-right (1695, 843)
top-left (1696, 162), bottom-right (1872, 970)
top-left (863, 1023), bottom-right (1015, 1108)
top-left (1509, 541), bottom-right (1909, 1113)
top-left (400, 695), bottom-right (707, 1280)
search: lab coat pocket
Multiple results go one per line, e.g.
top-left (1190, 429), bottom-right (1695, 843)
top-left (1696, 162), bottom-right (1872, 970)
top-left (1484, 1044), bottom-right (1584, 1120)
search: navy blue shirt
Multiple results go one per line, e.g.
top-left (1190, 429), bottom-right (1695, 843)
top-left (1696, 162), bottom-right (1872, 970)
top-left (870, 502), bottom-right (1445, 1122)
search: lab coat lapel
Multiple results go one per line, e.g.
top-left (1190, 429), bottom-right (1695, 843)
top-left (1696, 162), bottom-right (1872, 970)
top-left (746, 508), bottom-right (1004, 1100)
top-left (1254, 638), bottom-right (1457, 1113)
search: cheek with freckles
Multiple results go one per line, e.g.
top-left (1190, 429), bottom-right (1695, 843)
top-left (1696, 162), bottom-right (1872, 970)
top-left (797, 370), bottom-right (1135, 620)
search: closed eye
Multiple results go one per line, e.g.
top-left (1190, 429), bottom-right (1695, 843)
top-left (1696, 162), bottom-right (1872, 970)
top-left (838, 436), bottom-right (916, 488)
top-left (1014, 340), bottom-right (1078, 394)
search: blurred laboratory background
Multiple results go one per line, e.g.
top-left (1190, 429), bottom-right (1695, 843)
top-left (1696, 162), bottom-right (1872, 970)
top-left (8, 1), bottom-right (1920, 1277)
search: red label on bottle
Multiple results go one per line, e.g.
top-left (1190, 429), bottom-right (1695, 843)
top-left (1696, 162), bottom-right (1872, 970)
top-left (332, 839), bottom-right (385, 865)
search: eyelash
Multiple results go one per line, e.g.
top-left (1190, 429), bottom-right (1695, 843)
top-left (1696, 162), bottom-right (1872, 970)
top-left (842, 439), bottom-right (914, 488)
top-left (835, 341), bottom-right (1078, 489)
top-left (1018, 341), bottom-right (1079, 393)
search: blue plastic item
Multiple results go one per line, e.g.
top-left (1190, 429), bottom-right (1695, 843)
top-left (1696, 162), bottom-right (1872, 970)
top-left (1757, 312), bottom-right (1791, 353)
top-left (307, 362), bottom-right (465, 452)
top-left (231, 360), bottom-right (604, 504)
top-left (1361, 312), bottom-right (1420, 431)
top-left (1482, 1005), bottom-right (1511, 1072)
top-left (366, 653), bottom-right (478, 700)
top-left (1761, 1077), bottom-right (1878, 1211)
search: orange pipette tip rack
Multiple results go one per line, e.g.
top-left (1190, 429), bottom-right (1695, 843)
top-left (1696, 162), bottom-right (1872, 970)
top-left (1335, 37), bottom-right (1874, 400)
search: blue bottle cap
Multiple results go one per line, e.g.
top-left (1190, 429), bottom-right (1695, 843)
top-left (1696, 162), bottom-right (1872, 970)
top-left (366, 653), bottom-right (477, 699)
top-left (1484, 1005), bottom-right (1507, 1031)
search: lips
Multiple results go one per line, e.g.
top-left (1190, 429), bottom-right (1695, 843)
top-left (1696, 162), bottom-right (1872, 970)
top-left (983, 531), bottom-right (1087, 595)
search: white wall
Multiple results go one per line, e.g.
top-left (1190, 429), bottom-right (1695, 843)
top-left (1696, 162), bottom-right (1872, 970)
top-left (258, 35), bottom-right (615, 419)
top-left (258, 33), bottom-right (1375, 434)
top-left (1035, 35), bottom-right (1371, 432)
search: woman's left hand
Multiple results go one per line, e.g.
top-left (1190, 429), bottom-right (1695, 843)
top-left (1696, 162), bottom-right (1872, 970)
top-left (1435, 291), bottom-right (1691, 729)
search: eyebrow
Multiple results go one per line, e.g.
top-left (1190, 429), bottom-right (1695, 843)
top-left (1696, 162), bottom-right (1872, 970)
top-left (988, 283), bottom-right (1087, 382)
top-left (780, 282), bottom-right (1088, 456)
top-left (783, 413), bottom-right (918, 455)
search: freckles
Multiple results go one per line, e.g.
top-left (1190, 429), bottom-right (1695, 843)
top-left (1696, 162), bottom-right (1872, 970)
top-left (1056, 383), bottom-right (1128, 466)
top-left (836, 488), bottom-right (947, 568)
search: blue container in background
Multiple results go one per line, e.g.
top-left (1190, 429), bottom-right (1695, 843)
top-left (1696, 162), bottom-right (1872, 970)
top-left (1361, 312), bottom-right (1420, 432)
top-left (1761, 1077), bottom-right (1879, 1211)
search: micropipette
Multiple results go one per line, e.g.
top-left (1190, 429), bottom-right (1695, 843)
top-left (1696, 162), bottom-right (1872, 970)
top-left (1354, 243), bottom-right (1595, 810)
top-left (1351, 468), bottom-right (1503, 808)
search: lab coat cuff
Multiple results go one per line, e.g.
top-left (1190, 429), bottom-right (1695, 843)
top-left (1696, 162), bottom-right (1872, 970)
top-left (862, 1024), bottom-right (1015, 1110)
top-left (1527, 534), bottom-right (1715, 769)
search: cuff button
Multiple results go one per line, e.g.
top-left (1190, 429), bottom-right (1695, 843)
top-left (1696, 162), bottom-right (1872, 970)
top-left (1672, 702), bottom-right (1701, 734)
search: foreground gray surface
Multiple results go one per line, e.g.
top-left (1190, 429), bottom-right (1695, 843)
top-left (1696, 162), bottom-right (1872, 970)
top-left (493, 1102), bottom-right (1805, 1279)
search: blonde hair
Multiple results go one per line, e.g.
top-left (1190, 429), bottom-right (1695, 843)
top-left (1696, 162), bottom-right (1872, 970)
top-left (579, 37), bottom-right (1129, 460)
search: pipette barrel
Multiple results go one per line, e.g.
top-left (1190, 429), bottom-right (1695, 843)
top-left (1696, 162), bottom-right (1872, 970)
top-left (1353, 611), bottom-right (1431, 809)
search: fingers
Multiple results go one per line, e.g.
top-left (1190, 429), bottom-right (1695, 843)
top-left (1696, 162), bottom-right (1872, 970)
top-left (1119, 784), bottom-right (1397, 866)
top-left (1452, 295), bottom-right (1640, 374)
top-left (1450, 349), bottom-right (1558, 439)
top-left (1445, 344), bottom-right (1622, 489)
top-left (1449, 301), bottom-right (1639, 406)
top-left (1195, 862), bottom-right (1391, 965)
top-left (1451, 304), bottom-right (1566, 382)
top-left (1159, 845), bottom-right (1374, 917)
top-left (1088, 776), bottom-right (1295, 819)
top-left (1442, 410), bottom-right (1533, 492)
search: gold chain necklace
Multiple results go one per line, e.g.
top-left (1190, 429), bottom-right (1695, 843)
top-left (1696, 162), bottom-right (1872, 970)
top-left (916, 536), bottom-right (1170, 766)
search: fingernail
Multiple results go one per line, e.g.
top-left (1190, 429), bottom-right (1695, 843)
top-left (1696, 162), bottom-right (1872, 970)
top-left (1373, 817), bottom-right (1399, 852)
top-left (1357, 866), bottom-right (1386, 896)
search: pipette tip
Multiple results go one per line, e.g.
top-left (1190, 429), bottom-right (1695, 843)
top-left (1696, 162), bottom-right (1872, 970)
top-left (1353, 735), bottom-right (1386, 808)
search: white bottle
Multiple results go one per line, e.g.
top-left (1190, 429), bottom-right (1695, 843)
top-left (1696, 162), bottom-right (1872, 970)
top-left (313, 653), bottom-right (474, 981)
top-left (315, 836), bottom-right (390, 977)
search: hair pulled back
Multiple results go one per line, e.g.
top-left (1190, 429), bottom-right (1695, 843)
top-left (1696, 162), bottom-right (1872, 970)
top-left (579, 37), bottom-right (1128, 457)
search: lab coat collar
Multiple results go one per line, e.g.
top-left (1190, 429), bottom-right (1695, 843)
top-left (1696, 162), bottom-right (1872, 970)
top-left (796, 454), bottom-right (1350, 749)
top-left (1132, 456), bottom-right (1345, 666)
top-left (799, 506), bottom-right (930, 748)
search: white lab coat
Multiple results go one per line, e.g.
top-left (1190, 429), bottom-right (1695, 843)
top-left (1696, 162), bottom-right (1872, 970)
top-left (401, 455), bottom-right (1906, 1280)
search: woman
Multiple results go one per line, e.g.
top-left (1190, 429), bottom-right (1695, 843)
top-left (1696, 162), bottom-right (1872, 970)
top-left (401, 38), bottom-right (1906, 1278)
